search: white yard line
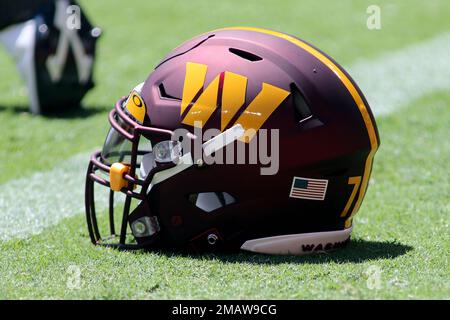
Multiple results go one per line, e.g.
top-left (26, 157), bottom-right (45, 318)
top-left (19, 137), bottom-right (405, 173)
top-left (0, 152), bottom-right (111, 241)
top-left (1, 32), bottom-right (450, 241)
top-left (348, 31), bottom-right (450, 116)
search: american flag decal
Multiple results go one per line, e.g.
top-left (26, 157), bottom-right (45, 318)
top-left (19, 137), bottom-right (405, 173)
top-left (289, 177), bottom-right (328, 201)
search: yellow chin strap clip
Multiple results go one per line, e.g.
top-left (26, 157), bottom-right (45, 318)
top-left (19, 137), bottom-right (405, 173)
top-left (109, 163), bottom-right (129, 191)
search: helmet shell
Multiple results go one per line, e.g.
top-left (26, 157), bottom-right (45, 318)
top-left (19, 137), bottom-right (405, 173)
top-left (133, 28), bottom-right (379, 250)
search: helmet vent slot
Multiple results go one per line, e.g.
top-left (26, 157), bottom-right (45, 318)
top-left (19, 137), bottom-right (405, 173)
top-left (290, 83), bottom-right (313, 123)
top-left (188, 192), bottom-right (236, 212)
top-left (158, 83), bottom-right (181, 100)
top-left (229, 48), bottom-right (263, 62)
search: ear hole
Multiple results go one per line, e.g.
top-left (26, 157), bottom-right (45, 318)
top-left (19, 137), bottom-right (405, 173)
top-left (290, 83), bottom-right (313, 123)
top-left (229, 48), bottom-right (263, 61)
top-left (188, 192), bottom-right (236, 212)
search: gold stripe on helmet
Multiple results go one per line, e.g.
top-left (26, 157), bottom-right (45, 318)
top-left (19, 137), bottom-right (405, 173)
top-left (219, 27), bottom-right (378, 225)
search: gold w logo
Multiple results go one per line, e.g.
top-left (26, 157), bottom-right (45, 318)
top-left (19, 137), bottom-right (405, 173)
top-left (180, 62), bottom-right (290, 142)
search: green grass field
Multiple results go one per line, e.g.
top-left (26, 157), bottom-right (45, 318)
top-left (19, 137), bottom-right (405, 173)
top-left (0, 0), bottom-right (449, 299)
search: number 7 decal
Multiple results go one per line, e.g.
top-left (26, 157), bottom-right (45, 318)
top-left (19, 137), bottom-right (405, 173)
top-left (340, 176), bottom-right (362, 223)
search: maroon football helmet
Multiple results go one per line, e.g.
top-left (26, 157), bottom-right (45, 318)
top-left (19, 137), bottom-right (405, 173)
top-left (85, 27), bottom-right (379, 254)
